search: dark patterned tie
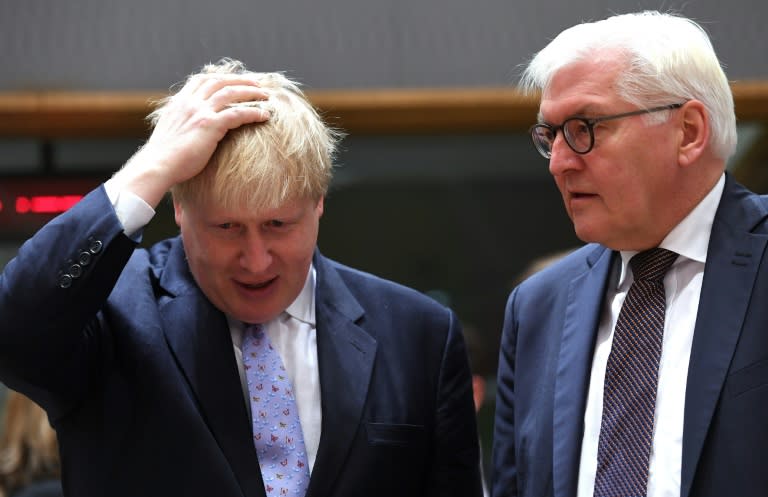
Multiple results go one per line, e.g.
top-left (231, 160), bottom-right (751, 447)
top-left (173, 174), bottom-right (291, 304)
top-left (593, 248), bottom-right (678, 497)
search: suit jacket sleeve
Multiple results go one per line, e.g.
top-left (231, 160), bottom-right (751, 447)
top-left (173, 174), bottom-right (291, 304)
top-left (0, 186), bottom-right (136, 417)
top-left (427, 309), bottom-right (485, 497)
top-left (492, 288), bottom-right (520, 497)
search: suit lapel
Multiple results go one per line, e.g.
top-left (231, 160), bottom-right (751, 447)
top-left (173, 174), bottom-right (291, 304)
top-left (306, 254), bottom-right (376, 497)
top-left (680, 178), bottom-right (768, 497)
top-left (157, 239), bottom-right (266, 497)
top-left (553, 246), bottom-right (614, 497)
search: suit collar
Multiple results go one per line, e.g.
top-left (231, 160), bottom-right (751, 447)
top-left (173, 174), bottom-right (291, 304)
top-left (284, 265), bottom-right (316, 325)
top-left (680, 174), bottom-right (768, 497)
top-left (306, 251), bottom-right (376, 497)
top-left (311, 250), bottom-right (365, 322)
top-left (553, 244), bottom-right (614, 497)
top-left (155, 244), bottom-right (377, 497)
top-left (662, 174), bottom-right (724, 265)
top-left (153, 236), bottom-right (195, 298)
top-left (156, 237), bottom-right (267, 497)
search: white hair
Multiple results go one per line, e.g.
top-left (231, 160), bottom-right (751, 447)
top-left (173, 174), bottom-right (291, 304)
top-left (520, 11), bottom-right (737, 160)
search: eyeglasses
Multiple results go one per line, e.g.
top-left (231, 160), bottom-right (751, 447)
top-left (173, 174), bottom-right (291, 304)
top-left (529, 103), bottom-right (684, 159)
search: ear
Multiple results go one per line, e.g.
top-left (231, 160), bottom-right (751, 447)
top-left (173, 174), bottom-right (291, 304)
top-left (173, 199), bottom-right (184, 227)
top-left (315, 196), bottom-right (325, 217)
top-left (677, 100), bottom-right (710, 167)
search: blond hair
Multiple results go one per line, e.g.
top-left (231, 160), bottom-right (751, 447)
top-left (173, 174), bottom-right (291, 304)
top-left (150, 58), bottom-right (343, 211)
top-left (0, 392), bottom-right (60, 497)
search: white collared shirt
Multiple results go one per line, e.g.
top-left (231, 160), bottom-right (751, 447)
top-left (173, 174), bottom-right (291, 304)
top-left (229, 267), bottom-right (322, 473)
top-left (577, 174), bottom-right (725, 497)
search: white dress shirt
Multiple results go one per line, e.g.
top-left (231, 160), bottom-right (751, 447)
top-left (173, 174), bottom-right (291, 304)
top-left (105, 182), bottom-right (323, 472)
top-left (229, 269), bottom-right (322, 473)
top-left (103, 181), bottom-right (156, 236)
top-left (577, 174), bottom-right (725, 497)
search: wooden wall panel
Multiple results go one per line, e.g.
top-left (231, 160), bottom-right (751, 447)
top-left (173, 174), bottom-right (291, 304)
top-left (2, 82), bottom-right (766, 138)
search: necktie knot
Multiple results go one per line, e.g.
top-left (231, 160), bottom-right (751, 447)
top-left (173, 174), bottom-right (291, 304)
top-left (629, 248), bottom-right (678, 282)
top-left (245, 323), bottom-right (265, 340)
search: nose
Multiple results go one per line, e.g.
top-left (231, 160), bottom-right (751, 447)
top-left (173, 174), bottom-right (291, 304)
top-left (239, 231), bottom-right (273, 273)
top-left (548, 134), bottom-right (582, 177)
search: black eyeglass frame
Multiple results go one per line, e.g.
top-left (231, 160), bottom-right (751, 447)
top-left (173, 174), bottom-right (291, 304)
top-left (529, 103), bottom-right (685, 159)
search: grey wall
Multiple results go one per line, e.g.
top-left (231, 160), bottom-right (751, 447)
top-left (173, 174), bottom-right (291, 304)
top-left (1, 0), bottom-right (766, 91)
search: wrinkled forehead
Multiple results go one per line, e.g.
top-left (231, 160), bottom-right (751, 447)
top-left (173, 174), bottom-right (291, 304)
top-left (543, 51), bottom-right (626, 94)
top-left (539, 58), bottom-right (626, 120)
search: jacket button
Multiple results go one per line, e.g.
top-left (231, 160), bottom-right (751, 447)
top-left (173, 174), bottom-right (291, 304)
top-left (58, 274), bottom-right (73, 289)
top-left (69, 264), bottom-right (82, 278)
top-left (78, 251), bottom-right (92, 266)
top-left (89, 239), bottom-right (103, 254)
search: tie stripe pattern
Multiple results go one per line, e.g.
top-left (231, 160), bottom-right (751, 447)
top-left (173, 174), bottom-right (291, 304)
top-left (593, 248), bottom-right (678, 497)
top-left (243, 325), bottom-right (310, 497)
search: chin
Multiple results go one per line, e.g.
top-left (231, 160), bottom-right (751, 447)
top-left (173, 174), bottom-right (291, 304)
top-left (573, 226), bottom-right (600, 244)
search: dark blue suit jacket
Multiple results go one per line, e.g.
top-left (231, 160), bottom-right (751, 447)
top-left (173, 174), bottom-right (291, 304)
top-left (10, 480), bottom-right (63, 497)
top-left (0, 186), bottom-right (482, 497)
top-left (492, 174), bottom-right (768, 497)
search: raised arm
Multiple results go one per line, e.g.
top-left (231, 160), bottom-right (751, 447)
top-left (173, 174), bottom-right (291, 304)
top-left (0, 72), bottom-right (271, 413)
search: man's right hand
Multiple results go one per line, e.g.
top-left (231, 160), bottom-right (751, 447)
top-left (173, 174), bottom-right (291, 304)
top-left (108, 73), bottom-right (271, 208)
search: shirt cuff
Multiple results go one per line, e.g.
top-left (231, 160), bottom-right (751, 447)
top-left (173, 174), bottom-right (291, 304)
top-left (103, 181), bottom-right (156, 238)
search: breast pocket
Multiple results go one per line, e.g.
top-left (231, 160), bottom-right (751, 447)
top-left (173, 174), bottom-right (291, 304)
top-left (727, 357), bottom-right (768, 398)
top-left (365, 422), bottom-right (426, 448)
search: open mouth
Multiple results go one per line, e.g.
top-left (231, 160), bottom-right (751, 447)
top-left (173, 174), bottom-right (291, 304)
top-left (570, 191), bottom-right (596, 199)
top-left (239, 277), bottom-right (277, 290)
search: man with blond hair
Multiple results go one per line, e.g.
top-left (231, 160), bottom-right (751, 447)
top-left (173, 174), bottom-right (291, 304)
top-left (493, 11), bottom-right (768, 497)
top-left (0, 59), bottom-right (482, 497)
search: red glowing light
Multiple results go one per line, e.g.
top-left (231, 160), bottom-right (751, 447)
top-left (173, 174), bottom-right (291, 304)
top-left (15, 195), bottom-right (83, 214)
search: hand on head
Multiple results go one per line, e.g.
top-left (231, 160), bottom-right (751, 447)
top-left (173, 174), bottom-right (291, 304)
top-left (110, 72), bottom-right (271, 208)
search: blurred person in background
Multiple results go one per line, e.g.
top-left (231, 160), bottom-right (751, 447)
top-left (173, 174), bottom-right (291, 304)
top-left (0, 391), bottom-right (62, 497)
top-left (463, 323), bottom-right (493, 497)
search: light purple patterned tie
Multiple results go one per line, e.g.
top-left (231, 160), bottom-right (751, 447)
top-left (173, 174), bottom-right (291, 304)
top-left (243, 324), bottom-right (310, 497)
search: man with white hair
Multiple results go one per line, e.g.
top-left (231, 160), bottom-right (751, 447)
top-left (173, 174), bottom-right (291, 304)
top-left (493, 11), bottom-right (768, 497)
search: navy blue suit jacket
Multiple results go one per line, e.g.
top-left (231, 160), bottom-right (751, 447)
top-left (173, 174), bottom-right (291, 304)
top-left (0, 186), bottom-right (482, 497)
top-left (492, 174), bottom-right (768, 497)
